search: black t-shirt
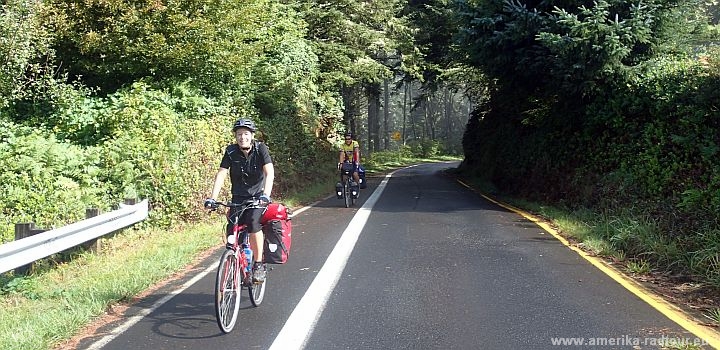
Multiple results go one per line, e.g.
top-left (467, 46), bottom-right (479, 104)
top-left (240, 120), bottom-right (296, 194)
top-left (219, 141), bottom-right (273, 202)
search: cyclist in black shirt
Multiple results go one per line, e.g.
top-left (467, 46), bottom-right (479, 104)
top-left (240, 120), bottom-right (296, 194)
top-left (205, 119), bottom-right (274, 283)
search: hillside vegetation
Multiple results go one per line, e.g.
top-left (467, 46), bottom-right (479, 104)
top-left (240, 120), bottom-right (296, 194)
top-left (1, 0), bottom-right (361, 243)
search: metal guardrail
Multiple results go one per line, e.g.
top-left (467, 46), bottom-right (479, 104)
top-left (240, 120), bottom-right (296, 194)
top-left (0, 199), bottom-right (149, 274)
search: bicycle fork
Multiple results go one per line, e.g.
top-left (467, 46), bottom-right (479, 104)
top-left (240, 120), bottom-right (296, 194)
top-left (229, 225), bottom-right (252, 287)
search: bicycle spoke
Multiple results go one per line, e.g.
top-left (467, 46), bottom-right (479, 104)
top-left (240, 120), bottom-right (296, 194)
top-left (215, 250), bottom-right (241, 333)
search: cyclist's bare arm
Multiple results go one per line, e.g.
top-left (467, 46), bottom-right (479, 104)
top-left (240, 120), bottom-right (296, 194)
top-left (338, 150), bottom-right (345, 164)
top-left (211, 167), bottom-right (229, 199)
top-left (262, 163), bottom-right (274, 198)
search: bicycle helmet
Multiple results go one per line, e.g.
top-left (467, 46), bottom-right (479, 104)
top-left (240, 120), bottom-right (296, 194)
top-left (261, 202), bottom-right (288, 224)
top-left (344, 131), bottom-right (353, 139)
top-left (232, 119), bottom-right (256, 133)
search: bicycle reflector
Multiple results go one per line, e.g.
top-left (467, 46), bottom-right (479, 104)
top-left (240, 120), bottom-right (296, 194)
top-left (261, 203), bottom-right (289, 223)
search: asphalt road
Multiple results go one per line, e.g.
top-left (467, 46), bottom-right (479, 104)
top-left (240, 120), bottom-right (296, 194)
top-left (74, 161), bottom-right (708, 350)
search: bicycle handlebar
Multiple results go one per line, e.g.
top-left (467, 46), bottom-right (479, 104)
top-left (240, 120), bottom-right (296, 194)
top-left (215, 199), bottom-right (265, 208)
top-left (205, 197), bottom-right (267, 213)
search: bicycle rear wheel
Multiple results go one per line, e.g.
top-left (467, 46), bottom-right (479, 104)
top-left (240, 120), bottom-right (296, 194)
top-left (215, 249), bottom-right (241, 333)
top-left (248, 265), bottom-right (267, 306)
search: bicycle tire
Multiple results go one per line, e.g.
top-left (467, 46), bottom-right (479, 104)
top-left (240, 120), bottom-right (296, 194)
top-left (351, 183), bottom-right (356, 206)
top-left (344, 180), bottom-right (351, 208)
top-left (248, 265), bottom-right (267, 306)
top-left (215, 249), bottom-right (241, 333)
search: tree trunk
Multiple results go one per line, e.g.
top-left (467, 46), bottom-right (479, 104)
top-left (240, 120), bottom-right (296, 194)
top-left (402, 81), bottom-right (408, 145)
top-left (383, 79), bottom-right (390, 150)
top-left (409, 83), bottom-right (417, 141)
top-left (367, 84), bottom-right (381, 153)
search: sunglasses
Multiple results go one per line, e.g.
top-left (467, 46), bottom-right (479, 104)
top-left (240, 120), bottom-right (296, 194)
top-left (344, 138), bottom-right (352, 140)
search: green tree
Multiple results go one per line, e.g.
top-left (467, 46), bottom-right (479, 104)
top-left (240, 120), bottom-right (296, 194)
top-left (0, 0), bottom-right (55, 110)
top-left (293, 0), bottom-right (401, 141)
top-left (451, 0), bottom-right (711, 171)
top-left (46, 0), bottom-right (284, 94)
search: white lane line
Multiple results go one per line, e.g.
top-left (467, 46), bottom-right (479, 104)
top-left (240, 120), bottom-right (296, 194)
top-left (86, 263), bottom-right (217, 350)
top-left (86, 171), bottom-right (394, 349)
top-left (268, 172), bottom-right (394, 350)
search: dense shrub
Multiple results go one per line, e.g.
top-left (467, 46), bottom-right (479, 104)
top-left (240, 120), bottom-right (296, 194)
top-left (407, 139), bottom-right (442, 158)
top-left (579, 56), bottom-right (720, 225)
top-left (0, 0), bottom-right (55, 109)
top-left (461, 49), bottom-right (720, 280)
top-left (0, 78), bottom-right (341, 245)
top-left (88, 83), bottom-right (232, 225)
top-left (0, 121), bottom-right (105, 243)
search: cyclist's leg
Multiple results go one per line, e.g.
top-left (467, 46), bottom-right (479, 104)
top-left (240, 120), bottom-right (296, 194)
top-left (250, 230), bottom-right (266, 282)
top-left (225, 208), bottom-right (233, 235)
top-left (241, 208), bottom-right (264, 262)
top-left (224, 208), bottom-right (236, 247)
top-left (244, 208), bottom-right (266, 282)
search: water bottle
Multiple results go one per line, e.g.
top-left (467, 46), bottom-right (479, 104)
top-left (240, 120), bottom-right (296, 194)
top-left (227, 234), bottom-right (236, 246)
top-left (243, 246), bottom-right (253, 271)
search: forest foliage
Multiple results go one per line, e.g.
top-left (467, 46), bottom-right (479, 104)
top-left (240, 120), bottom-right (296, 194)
top-left (417, 0), bottom-right (720, 280)
top-left (0, 0), bottom-right (340, 241)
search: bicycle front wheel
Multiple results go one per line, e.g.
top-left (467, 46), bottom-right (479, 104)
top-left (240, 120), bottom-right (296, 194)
top-left (344, 181), bottom-right (351, 208)
top-left (215, 249), bottom-right (241, 333)
top-left (248, 266), bottom-right (267, 306)
top-left (351, 185), bottom-right (356, 206)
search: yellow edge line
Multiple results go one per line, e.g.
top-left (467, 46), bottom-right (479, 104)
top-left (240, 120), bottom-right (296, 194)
top-left (457, 179), bottom-right (720, 348)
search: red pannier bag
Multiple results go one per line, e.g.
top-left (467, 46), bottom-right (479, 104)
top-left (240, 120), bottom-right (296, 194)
top-left (261, 203), bottom-right (292, 264)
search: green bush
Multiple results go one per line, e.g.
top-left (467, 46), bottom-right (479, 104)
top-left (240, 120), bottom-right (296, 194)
top-left (92, 83), bottom-right (231, 226)
top-left (407, 139), bottom-right (441, 158)
top-left (0, 121), bottom-right (105, 243)
top-left (461, 45), bottom-right (720, 282)
top-left (0, 0), bottom-right (55, 109)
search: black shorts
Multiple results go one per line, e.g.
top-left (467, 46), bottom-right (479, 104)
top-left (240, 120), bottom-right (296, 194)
top-left (226, 206), bottom-right (264, 235)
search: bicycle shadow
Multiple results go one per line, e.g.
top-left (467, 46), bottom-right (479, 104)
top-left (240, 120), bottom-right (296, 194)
top-left (143, 291), bottom-right (262, 340)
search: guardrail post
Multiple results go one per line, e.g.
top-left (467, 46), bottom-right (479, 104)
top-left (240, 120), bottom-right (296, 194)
top-left (14, 223), bottom-right (47, 275)
top-left (83, 208), bottom-right (102, 253)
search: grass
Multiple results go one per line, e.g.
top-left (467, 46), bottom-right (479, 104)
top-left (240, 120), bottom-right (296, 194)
top-left (705, 308), bottom-right (720, 325)
top-left (0, 151), bottom-right (457, 350)
top-left (626, 259), bottom-right (652, 275)
top-left (0, 222), bottom-right (223, 350)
